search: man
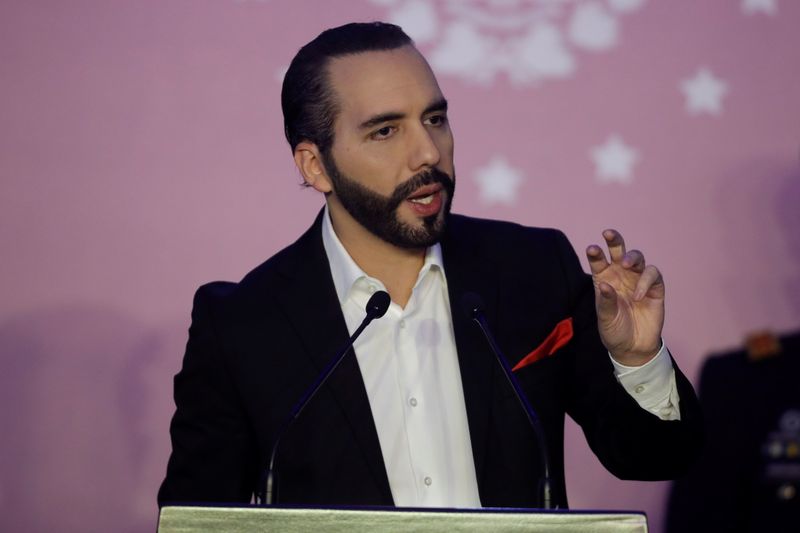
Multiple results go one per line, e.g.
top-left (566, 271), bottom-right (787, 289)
top-left (158, 22), bottom-right (702, 509)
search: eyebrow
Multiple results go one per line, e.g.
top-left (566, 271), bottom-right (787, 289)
top-left (358, 98), bottom-right (449, 130)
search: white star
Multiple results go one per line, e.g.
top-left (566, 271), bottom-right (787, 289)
top-left (681, 67), bottom-right (729, 116)
top-left (472, 156), bottom-right (525, 205)
top-left (568, 2), bottom-right (619, 51)
top-left (607, 0), bottom-right (647, 13)
top-left (591, 135), bottom-right (639, 184)
top-left (741, 0), bottom-right (778, 16)
top-left (388, 0), bottom-right (439, 44)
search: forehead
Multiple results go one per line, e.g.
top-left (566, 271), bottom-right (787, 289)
top-left (326, 46), bottom-right (443, 125)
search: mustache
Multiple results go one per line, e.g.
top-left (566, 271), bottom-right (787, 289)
top-left (388, 168), bottom-right (454, 209)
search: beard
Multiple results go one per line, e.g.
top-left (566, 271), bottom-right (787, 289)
top-left (323, 155), bottom-right (455, 249)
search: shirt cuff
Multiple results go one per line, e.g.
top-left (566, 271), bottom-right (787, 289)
top-left (610, 343), bottom-right (681, 421)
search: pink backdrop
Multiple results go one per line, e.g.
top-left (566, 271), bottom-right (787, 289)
top-left (1, 1), bottom-right (798, 531)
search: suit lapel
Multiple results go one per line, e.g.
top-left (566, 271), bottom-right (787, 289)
top-left (441, 215), bottom-right (500, 497)
top-left (263, 212), bottom-right (499, 504)
top-left (270, 211), bottom-right (393, 503)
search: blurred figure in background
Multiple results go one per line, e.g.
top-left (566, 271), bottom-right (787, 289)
top-left (666, 330), bottom-right (800, 532)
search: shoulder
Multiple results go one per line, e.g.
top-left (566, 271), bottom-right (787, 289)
top-left (701, 330), bottom-right (800, 385)
top-left (193, 212), bottom-right (325, 312)
top-left (447, 212), bottom-right (562, 239)
top-left (445, 213), bottom-right (574, 260)
top-left (701, 348), bottom-right (748, 376)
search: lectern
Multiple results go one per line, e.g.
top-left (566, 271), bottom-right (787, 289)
top-left (158, 505), bottom-right (648, 532)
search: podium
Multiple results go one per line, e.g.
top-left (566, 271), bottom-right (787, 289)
top-left (158, 505), bottom-right (648, 532)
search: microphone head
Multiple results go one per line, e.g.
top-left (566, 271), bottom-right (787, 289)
top-left (460, 292), bottom-right (485, 320)
top-left (366, 290), bottom-right (391, 319)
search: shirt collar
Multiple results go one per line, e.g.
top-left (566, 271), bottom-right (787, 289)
top-left (321, 205), bottom-right (445, 307)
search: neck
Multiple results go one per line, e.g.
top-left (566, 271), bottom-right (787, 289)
top-left (328, 200), bottom-right (425, 308)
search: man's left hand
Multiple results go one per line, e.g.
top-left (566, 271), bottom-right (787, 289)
top-left (586, 229), bottom-right (664, 367)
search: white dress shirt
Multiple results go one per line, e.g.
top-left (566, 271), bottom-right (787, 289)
top-left (322, 210), bottom-right (481, 507)
top-left (611, 345), bottom-right (681, 421)
top-left (320, 208), bottom-right (680, 507)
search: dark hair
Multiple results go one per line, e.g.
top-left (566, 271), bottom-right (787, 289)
top-left (281, 22), bottom-right (413, 156)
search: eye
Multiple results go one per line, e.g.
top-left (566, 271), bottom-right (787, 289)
top-left (425, 114), bottom-right (448, 127)
top-left (370, 125), bottom-right (396, 140)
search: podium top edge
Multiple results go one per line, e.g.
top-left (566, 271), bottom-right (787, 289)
top-left (160, 502), bottom-right (646, 517)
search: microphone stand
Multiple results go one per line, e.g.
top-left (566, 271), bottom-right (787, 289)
top-left (257, 290), bottom-right (391, 505)
top-left (462, 293), bottom-right (554, 509)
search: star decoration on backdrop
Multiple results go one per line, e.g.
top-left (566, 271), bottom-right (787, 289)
top-left (372, 0), bottom-right (649, 87)
top-left (472, 156), bottom-right (525, 205)
top-left (608, 0), bottom-right (648, 12)
top-left (591, 135), bottom-right (639, 184)
top-left (680, 67), bottom-right (729, 116)
top-left (741, 0), bottom-right (778, 16)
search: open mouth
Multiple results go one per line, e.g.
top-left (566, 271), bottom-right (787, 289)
top-left (406, 184), bottom-right (442, 203)
top-left (405, 184), bottom-right (444, 215)
top-left (409, 194), bottom-right (436, 205)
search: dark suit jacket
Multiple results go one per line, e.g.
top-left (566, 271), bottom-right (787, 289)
top-left (158, 212), bottom-right (702, 508)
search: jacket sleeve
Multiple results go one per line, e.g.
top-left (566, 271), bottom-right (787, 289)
top-left (157, 282), bottom-right (258, 506)
top-left (553, 230), bottom-right (704, 480)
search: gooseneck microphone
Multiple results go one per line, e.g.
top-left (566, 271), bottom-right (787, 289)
top-left (257, 290), bottom-right (391, 505)
top-left (461, 292), bottom-right (554, 510)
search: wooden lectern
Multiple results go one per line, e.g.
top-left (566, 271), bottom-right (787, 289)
top-left (158, 505), bottom-right (648, 532)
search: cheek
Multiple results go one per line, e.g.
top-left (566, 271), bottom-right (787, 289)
top-left (332, 142), bottom-right (386, 179)
top-left (438, 132), bottom-right (455, 167)
top-left (342, 155), bottom-right (401, 195)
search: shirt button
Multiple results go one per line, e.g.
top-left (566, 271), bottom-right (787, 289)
top-left (424, 476), bottom-right (432, 486)
top-left (634, 385), bottom-right (646, 394)
top-left (399, 319), bottom-right (406, 329)
top-left (409, 397), bottom-right (418, 407)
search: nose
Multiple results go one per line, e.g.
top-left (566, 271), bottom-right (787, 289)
top-left (408, 125), bottom-right (441, 171)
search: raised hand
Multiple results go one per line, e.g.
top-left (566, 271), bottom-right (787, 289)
top-left (586, 230), bottom-right (664, 366)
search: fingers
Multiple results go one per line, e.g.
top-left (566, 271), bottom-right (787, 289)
top-left (585, 244), bottom-right (609, 275)
top-left (586, 229), bottom-right (629, 275)
top-left (595, 281), bottom-right (619, 317)
top-left (633, 264), bottom-right (664, 301)
top-left (603, 229), bottom-right (626, 263)
top-left (622, 249), bottom-right (645, 273)
top-left (588, 230), bottom-right (658, 291)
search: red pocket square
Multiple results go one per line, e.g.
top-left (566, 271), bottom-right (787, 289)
top-left (512, 317), bottom-right (574, 372)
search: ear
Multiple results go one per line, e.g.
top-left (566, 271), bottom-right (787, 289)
top-left (293, 141), bottom-right (333, 194)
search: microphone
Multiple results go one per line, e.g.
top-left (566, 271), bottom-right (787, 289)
top-left (257, 290), bottom-right (391, 505)
top-left (461, 292), bottom-right (554, 509)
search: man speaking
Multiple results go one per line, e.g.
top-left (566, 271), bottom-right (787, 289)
top-left (158, 22), bottom-right (702, 509)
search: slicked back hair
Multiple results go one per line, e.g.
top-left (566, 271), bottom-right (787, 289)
top-left (281, 22), bottom-right (413, 159)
